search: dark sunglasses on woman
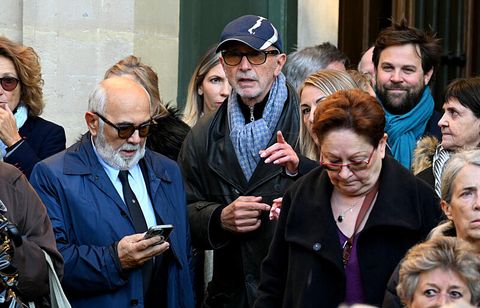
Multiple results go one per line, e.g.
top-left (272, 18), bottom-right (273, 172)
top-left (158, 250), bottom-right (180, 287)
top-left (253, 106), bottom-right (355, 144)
top-left (0, 77), bottom-right (20, 92)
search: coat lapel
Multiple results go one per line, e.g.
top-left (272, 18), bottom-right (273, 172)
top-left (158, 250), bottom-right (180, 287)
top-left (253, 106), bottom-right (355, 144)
top-left (207, 87), bottom-right (300, 194)
top-left (284, 169), bottom-right (345, 273)
top-left (207, 104), bottom-right (248, 191)
top-left (142, 152), bottom-right (182, 266)
top-left (63, 133), bottom-right (132, 225)
top-left (363, 156), bottom-right (425, 232)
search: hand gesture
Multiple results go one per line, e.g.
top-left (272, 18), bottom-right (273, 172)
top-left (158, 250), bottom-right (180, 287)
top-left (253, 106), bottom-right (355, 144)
top-left (259, 131), bottom-right (299, 174)
top-left (269, 197), bottom-right (283, 221)
top-left (0, 104), bottom-right (21, 146)
top-left (221, 196), bottom-right (271, 233)
top-left (117, 233), bottom-right (170, 270)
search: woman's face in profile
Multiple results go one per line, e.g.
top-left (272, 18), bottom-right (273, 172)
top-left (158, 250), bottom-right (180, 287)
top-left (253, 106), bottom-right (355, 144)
top-left (410, 268), bottom-right (471, 308)
top-left (199, 63), bottom-right (231, 114)
top-left (319, 128), bottom-right (385, 196)
top-left (438, 98), bottom-right (480, 151)
top-left (300, 84), bottom-right (326, 137)
top-left (442, 164), bottom-right (480, 244)
top-left (0, 55), bottom-right (21, 111)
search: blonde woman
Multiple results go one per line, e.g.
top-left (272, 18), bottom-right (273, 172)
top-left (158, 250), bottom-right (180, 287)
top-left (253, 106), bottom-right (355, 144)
top-left (183, 45), bottom-right (231, 127)
top-left (299, 69), bottom-right (359, 160)
top-left (397, 237), bottom-right (480, 307)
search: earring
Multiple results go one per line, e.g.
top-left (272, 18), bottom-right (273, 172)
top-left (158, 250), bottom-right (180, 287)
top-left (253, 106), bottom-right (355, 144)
top-left (197, 88), bottom-right (203, 96)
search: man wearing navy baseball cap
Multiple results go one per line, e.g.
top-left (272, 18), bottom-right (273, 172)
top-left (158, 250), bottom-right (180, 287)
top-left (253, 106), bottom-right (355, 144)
top-left (179, 14), bottom-right (301, 308)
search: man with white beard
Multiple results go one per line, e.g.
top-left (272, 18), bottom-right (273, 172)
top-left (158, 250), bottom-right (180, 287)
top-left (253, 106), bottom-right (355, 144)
top-left (30, 77), bottom-right (194, 308)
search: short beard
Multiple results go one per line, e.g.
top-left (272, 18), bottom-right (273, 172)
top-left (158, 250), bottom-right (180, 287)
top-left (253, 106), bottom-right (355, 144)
top-left (377, 84), bottom-right (426, 115)
top-left (95, 124), bottom-right (145, 170)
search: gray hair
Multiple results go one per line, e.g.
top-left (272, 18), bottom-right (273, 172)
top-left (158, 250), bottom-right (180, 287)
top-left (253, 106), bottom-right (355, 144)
top-left (397, 236), bottom-right (480, 306)
top-left (441, 149), bottom-right (480, 203)
top-left (88, 82), bottom-right (108, 114)
top-left (283, 42), bottom-right (348, 92)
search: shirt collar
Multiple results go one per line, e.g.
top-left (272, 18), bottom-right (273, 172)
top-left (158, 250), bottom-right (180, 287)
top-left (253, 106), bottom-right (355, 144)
top-left (90, 136), bottom-right (142, 182)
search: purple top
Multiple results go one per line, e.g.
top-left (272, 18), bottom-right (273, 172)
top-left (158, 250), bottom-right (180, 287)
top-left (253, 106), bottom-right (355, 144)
top-left (337, 228), bottom-right (366, 304)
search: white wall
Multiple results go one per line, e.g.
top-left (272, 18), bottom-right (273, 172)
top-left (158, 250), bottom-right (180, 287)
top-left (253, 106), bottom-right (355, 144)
top-left (1, 0), bottom-right (180, 146)
top-left (297, 0), bottom-right (339, 49)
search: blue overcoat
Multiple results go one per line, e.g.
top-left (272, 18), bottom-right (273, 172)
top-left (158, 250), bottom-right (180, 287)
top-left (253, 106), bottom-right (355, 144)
top-left (30, 133), bottom-right (194, 308)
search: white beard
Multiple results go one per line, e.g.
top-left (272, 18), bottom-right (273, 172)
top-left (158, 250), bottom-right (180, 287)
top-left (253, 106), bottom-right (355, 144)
top-left (95, 125), bottom-right (146, 170)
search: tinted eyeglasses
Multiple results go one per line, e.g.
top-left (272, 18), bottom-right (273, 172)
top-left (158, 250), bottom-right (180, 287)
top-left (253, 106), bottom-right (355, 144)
top-left (320, 148), bottom-right (376, 172)
top-left (221, 49), bottom-right (280, 66)
top-left (0, 77), bottom-right (20, 92)
top-left (94, 112), bottom-right (152, 139)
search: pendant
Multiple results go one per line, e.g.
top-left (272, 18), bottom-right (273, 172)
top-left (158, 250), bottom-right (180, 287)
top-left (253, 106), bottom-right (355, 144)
top-left (337, 215), bottom-right (344, 222)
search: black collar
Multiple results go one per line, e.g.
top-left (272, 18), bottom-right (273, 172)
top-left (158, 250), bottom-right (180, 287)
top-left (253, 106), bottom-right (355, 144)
top-left (238, 93), bottom-right (269, 122)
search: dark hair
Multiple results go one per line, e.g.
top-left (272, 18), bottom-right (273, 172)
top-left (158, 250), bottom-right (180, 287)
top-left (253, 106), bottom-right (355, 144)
top-left (284, 42), bottom-right (348, 91)
top-left (147, 105), bottom-right (190, 161)
top-left (444, 77), bottom-right (480, 118)
top-left (312, 89), bottom-right (385, 147)
top-left (372, 19), bottom-right (441, 78)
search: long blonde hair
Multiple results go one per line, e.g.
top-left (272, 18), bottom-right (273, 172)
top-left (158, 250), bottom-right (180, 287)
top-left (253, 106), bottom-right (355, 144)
top-left (298, 69), bottom-right (359, 160)
top-left (183, 45), bottom-right (221, 127)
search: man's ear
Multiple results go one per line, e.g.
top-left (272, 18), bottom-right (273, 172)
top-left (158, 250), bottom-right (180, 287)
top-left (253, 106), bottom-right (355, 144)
top-left (274, 53), bottom-right (287, 76)
top-left (85, 112), bottom-right (99, 137)
top-left (424, 68), bottom-right (434, 85)
top-left (441, 200), bottom-right (454, 220)
top-left (219, 56), bottom-right (226, 70)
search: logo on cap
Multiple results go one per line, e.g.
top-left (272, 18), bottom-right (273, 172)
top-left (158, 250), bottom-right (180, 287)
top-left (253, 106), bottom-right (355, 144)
top-left (216, 15), bottom-right (282, 52)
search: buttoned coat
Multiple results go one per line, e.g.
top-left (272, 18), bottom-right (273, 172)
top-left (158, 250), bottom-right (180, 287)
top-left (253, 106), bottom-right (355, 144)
top-left (30, 133), bottom-right (194, 308)
top-left (254, 156), bottom-right (443, 308)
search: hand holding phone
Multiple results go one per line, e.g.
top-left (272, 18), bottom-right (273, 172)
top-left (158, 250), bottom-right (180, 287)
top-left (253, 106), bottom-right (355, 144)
top-left (144, 224), bottom-right (174, 244)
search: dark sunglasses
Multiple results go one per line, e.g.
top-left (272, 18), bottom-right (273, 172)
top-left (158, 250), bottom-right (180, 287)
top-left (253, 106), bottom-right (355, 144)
top-left (0, 77), bottom-right (20, 92)
top-left (221, 49), bottom-right (280, 66)
top-left (94, 112), bottom-right (152, 139)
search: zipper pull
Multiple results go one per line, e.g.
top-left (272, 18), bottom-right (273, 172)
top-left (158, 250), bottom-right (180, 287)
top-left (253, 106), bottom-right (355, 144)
top-left (249, 105), bottom-right (255, 122)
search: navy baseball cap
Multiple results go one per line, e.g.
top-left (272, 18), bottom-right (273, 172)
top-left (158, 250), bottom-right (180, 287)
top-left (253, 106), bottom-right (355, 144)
top-left (216, 15), bottom-right (282, 53)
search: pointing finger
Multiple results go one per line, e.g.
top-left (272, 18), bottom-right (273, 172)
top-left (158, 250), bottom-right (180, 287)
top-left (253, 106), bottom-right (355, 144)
top-left (276, 131), bottom-right (285, 144)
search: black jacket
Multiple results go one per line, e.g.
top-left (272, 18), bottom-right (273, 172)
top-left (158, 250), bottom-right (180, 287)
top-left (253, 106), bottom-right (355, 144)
top-left (178, 84), bottom-right (300, 308)
top-left (4, 116), bottom-right (65, 178)
top-left (254, 156), bottom-right (443, 308)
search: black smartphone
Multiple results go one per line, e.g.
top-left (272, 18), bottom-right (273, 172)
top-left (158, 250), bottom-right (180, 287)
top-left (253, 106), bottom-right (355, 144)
top-left (144, 224), bottom-right (174, 243)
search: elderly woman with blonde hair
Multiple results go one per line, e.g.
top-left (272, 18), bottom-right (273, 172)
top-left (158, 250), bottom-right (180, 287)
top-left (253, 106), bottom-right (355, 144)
top-left (397, 237), bottom-right (480, 307)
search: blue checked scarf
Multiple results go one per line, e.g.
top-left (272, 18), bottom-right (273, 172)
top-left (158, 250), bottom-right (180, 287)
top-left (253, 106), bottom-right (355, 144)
top-left (381, 87), bottom-right (434, 169)
top-left (229, 73), bottom-right (288, 180)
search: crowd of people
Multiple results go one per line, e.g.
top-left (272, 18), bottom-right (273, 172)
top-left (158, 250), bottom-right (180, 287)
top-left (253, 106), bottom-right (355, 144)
top-left (0, 12), bottom-right (479, 308)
